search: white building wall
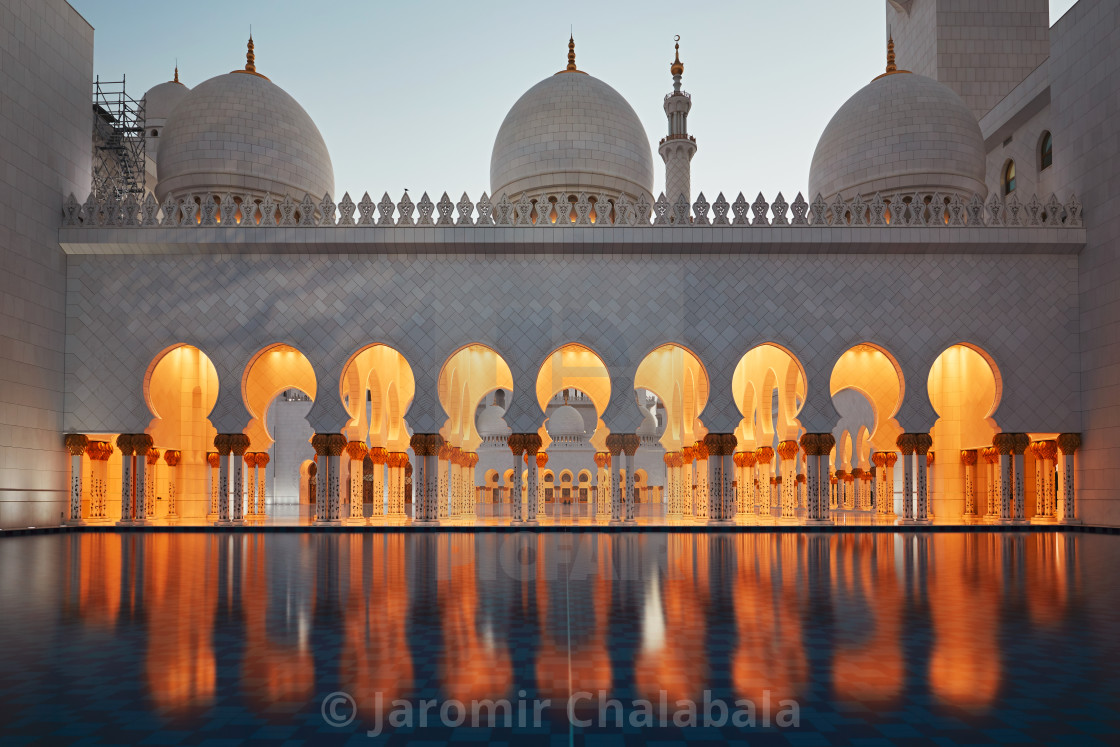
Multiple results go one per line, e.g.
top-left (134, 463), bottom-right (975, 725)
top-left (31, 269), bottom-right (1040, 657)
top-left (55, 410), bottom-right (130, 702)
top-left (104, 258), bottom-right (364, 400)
top-left (0, 0), bottom-right (92, 528)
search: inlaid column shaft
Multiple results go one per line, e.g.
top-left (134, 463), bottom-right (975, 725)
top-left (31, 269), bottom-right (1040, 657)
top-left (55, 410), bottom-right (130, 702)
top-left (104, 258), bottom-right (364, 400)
top-left (65, 434), bottom-right (89, 523)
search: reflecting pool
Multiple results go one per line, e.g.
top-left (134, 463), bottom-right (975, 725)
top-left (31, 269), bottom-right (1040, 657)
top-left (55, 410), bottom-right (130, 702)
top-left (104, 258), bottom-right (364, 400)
top-left (1, 532), bottom-right (1118, 743)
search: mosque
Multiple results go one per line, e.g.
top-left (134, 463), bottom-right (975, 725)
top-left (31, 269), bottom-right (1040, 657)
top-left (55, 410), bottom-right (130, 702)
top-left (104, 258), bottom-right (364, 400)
top-left (3, 0), bottom-right (1118, 529)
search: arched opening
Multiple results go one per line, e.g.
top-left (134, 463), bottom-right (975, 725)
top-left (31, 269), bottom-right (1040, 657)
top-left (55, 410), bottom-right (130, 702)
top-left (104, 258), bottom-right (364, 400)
top-left (928, 343), bottom-right (1002, 522)
top-left (243, 344), bottom-right (318, 519)
top-left (340, 344), bottom-right (415, 519)
top-left (143, 344), bottom-right (219, 520)
top-left (829, 343), bottom-right (904, 513)
top-left (1002, 160), bottom-right (1016, 195)
top-left (438, 344), bottom-right (514, 520)
top-left (1039, 131), bottom-right (1053, 171)
top-left (732, 344), bottom-right (806, 522)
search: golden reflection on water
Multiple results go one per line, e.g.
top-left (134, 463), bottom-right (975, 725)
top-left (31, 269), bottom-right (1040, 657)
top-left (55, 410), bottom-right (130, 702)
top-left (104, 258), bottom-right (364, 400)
top-left (59, 531), bottom-right (1080, 718)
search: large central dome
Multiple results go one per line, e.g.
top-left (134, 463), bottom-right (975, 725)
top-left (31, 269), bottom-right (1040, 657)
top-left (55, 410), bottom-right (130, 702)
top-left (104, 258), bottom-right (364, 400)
top-left (490, 40), bottom-right (654, 202)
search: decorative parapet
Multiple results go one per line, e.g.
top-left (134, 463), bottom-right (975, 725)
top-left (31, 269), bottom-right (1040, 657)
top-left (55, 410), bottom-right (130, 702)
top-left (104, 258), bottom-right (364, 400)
top-left (61, 189), bottom-right (1083, 230)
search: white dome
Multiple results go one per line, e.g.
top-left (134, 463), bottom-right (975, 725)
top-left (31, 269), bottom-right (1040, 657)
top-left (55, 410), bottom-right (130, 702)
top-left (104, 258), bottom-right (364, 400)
top-left (491, 63), bottom-right (654, 202)
top-left (546, 405), bottom-right (586, 437)
top-left (156, 68), bottom-right (334, 203)
top-left (808, 71), bottom-right (986, 202)
top-left (142, 79), bottom-right (190, 127)
top-left (636, 408), bottom-right (659, 437)
top-left (477, 404), bottom-right (511, 437)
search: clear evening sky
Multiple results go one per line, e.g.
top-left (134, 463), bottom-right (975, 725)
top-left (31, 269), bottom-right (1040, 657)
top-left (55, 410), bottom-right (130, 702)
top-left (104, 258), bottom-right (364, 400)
top-left (70, 0), bottom-right (1079, 202)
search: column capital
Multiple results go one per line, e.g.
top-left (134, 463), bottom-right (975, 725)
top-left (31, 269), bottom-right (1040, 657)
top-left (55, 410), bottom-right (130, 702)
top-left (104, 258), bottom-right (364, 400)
top-left (465, 452), bottom-right (479, 468)
top-left (535, 452), bottom-right (549, 468)
top-left (346, 440), bottom-right (369, 461)
top-left (992, 433), bottom-right (1016, 455)
top-left (229, 433), bottom-right (251, 456)
top-left (704, 432), bottom-right (737, 456)
top-left (133, 433), bottom-right (154, 456)
top-left (369, 446), bottom-right (388, 464)
top-left (959, 449), bottom-right (978, 466)
top-left (117, 433), bottom-right (136, 456)
top-left (410, 433), bottom-right (443, 457)
top-left (1056, 433), bottom-right (1081, 455)
top-left (605, 433), bottom-right (624, 456)
top-left (88, 440), bottom-right (113, 461)
top-left (776, 439), bottom-right (799, 461)
top-left (1035, 440), bottom-right (1058, 461)
top-left (507, 433), bottom-right (527, 456)
top-left (524, 433), bottom-right (543, 455)
top-left (754, 445), bottom-right (774, 464)
top-left (594, 451), bottom-right (611, 469)
top-left (896, 433), bottom-right (917, 455)
top-left (621, 433), bottom-right (641, 456)
top-left (799, 432), bottom-right (832, 456)
top-left (214, 434), bottom-right (233, 455)
top-left (694, 441), bottom-right (709, 460)
top-left (146, 448), bottom-right (161, 465)
top-left (206, 451), bottom-right (220, 468)
top-left (64, 433), bottom-right (89, 456)
top-left (872, 451), bottom-right (890, 468)
top-left (980, 445), bottom-right (998, 464)
top-left (1009, 433), bottom-right (1030, 455)
top-left (884, 451), bottom-right (898, 467)
top-left (256, 452), bottom-right (270, 467)
top-left (164, 450), bottom-right (181, 467)
top-left (681, 445), bottom-right (695, 462)
top-left (850, 467), bottom-right (863, 479)
top-left (926, 450), bottom-right (935, 467)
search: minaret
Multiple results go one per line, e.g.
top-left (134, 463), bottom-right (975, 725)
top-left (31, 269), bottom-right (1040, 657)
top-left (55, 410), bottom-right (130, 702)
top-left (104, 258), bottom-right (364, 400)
top-left (658, 37), bottom-right (696, 207)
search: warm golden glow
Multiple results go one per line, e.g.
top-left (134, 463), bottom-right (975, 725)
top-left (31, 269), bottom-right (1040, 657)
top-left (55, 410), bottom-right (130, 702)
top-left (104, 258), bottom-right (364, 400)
top-left (242, 344), bottom-right (318, 450)
top-left (340, 344), bottom-right (415, 452)
top-left (635, 343), bottom-right (710, 451)
top-left (535, 343), bottom-right (611, 451)
top-left (732, 343), bottom-right (806, 451)
top-left (437, 344), bottom-right (514, 452)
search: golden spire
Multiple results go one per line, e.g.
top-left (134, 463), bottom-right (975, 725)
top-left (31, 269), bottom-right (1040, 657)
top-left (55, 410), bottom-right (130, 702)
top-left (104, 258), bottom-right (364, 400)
top-left (173, 61), bottom-right (179, 83)
top-left (245, 34), bottom-right (256, 73)
top-left (671, 35), bottom-right (683, 77)
top-left (872, 32), bottom-right (910, 80)
top-left (232, 32), bottom-right (269, 80)
top-left (555, 34), bottom-right (586, 75)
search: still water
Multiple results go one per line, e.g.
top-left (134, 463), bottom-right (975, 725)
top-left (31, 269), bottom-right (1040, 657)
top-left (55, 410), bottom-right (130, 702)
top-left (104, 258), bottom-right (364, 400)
top-left (0, 532), bottom-right (1117, 744)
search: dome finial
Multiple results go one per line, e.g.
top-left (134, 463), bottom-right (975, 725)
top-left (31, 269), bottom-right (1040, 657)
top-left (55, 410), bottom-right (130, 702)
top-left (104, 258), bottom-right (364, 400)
top-left (245, 33), bottom-right (256, 73)
top-left (886, 31), bottom-right (896, 74)
top-left (670, 35), bottom-right (684, 77)
top-left (566, 34), bottom-right (577, 71)
top-left (173, 60), bottom-right (179, 84)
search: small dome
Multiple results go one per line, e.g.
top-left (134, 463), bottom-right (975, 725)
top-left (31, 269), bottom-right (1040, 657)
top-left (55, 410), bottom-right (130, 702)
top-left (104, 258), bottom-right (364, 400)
top-left (156, 51), bottom-right (334, 203)
top-left (142, 78), bottom-right (190, 126)
top-left (546, 405), bottom-right (586, 437)
top-left (808, 70), bottom-right (986, 202)
top-left (491, 43), bottom-right (654, 202)
top-left (477, 404), bottom-right (511, 437)
top-left (636, 407), bottom-right (660, 437)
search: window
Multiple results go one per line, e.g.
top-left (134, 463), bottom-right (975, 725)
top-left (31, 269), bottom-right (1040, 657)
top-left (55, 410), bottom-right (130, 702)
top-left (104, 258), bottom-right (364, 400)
top-left (1003, 160), bottom-right (1016, 195)
top-left (1040, 131), bottom-right (1053, 170)
top-left (150, 129), bottom-right (158, 137)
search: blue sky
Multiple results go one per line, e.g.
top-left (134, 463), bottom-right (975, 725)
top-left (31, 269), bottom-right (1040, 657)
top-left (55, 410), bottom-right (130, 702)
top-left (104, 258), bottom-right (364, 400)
top-left (70, 0), bottom-right (1079, 201)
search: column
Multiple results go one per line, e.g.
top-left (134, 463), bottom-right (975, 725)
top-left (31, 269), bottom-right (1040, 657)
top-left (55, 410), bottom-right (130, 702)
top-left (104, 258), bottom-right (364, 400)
top-left (244, 453), bottom-right (258, 518)
top-left (463, 452), bottom-right (478, 521)
top-left (622, 434), bottom-right (640, 523)
top-left (346, 441), bottom-right (368, 524)
top-left (833, 470), bottom-right (847, 512)
top-left (369, 448), bottom-right (387, 520)
top-left (230, 434), bottom-right (250, 524)
top-left (524, 434), bottom-right (543, 524)
top-left (705, 433), bottom-right (736, 524)
top-left (980, 447), bottom-right (996, 520)
top-left (143, 446), bottom-right (159, 523)
top-left (116, 435), bottom-right (136, 525)
top-left (895, 434), bottom-right (916, 523)
top-left (507, 434), bottom-right (525, 524)
top-left (992, 434), bottom-right (1014, 523)
top-left (1056, 433), bottom-right (1081, 524)
top-left (64, 434), bottom-right (89, 524)
top-left (437, 443), bottom-right (451, 520)
top-left (960, 449), bottom-right (978, 522)
top-left (386, 452), bottom-right (408, 522)
top-left (206, 451), bottom-right (220, 521)
top-left (131, 435), bottom-right (152, 524)
top-left (692, 439), bottom-right (709, 520)
top-left (593, 452), bottom-right (610, 521)
top-left (1010, 433), bottom-right (1029, 522)
top-left (914, 433), bottom-right (932, 524)
top-left (664, 453), bottom-right (680, 518)
top-left (605, 434), bottom-right (623, 523)
top-left (1033, 440), bottom-right (1058, 523)
top-left (734, 452), bottom-right (756, 521)
top-left (86, 441), bottom-right (112, 523)
top-left (212, 435), bottom-right (231, 525)
top-left (850, 469), bottom-right (864, 512)
top-left (872, 453), bottom-right (888, 520)
top-left (163, 450), bottom-right (180, 522)
top-left (800, 433), bottom-right (834, 524)
top-left (755, 446), bottom-right (774, 523)
top-left (777, 440), bottom-right (798, 524)
top-left (255, 452), bottom-right (270, 517)
top-left (925, 451), bottom-right (935, 519)
top-left (681, 446), bottom-right (695, 517)
top-left (884, 452), bottom-right (898, 520)
top-left (311, 434), bottom-right (330, 524)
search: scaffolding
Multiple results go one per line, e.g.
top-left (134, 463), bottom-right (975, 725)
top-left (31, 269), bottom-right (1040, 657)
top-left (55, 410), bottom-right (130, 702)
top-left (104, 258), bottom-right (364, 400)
top-left (92, 75), bottom-right (146, 200)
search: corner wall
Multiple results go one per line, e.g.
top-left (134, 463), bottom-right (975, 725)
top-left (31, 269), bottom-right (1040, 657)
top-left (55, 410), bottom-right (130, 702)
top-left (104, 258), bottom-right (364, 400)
top-left (0, 0), bottom-right (92, 527)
